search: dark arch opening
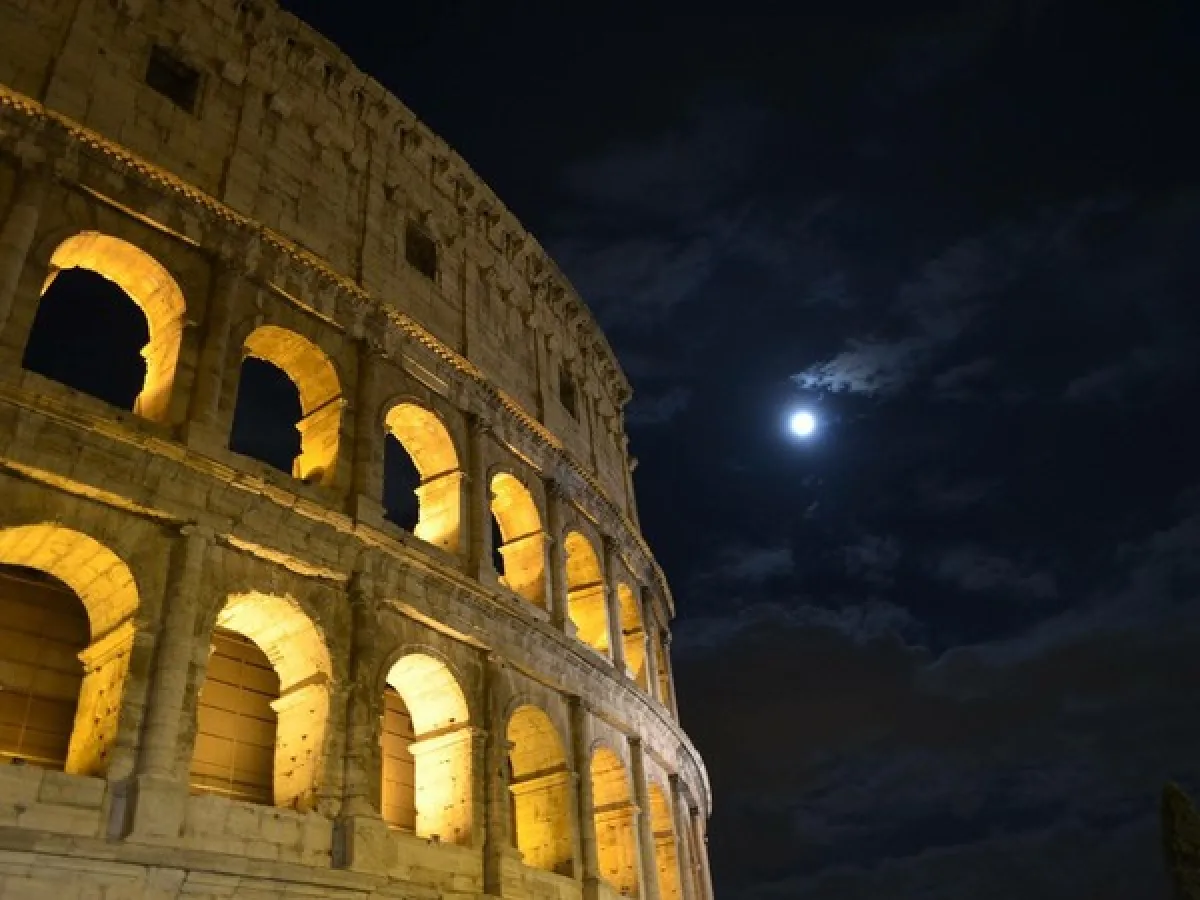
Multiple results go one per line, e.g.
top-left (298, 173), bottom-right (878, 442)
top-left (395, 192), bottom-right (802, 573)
top-left (490, 514), bottom-right (506, 575)
top-left (229, 357), bottom-right (303, 476)
top-left (22, 268), bottom-right (149, 410)
top-left (382, 435), bottom-right (420, 531)
top-left (0, 564), bottom-right (88, 770)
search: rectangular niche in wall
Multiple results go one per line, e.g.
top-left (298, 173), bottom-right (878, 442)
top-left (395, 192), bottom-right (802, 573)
top-left (145, 45), bottom-right (201, 113)
top-left (405, 222), bottom-right (439, 281)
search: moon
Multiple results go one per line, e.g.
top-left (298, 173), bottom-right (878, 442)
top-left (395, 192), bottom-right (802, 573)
top-left (789, 409), bottom-right (818, 438)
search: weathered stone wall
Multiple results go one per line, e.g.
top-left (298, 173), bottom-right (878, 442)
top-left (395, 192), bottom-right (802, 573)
top-left (0, 0), bottom-right (636, 513)
top-left (0, 2), bottom-right (711, 898)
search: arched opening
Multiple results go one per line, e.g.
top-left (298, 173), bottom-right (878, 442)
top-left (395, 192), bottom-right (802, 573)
top-left (229, 357), bottom-right (303, 474)
top-left (23, 269), bottom-right (149, 410)
top-left (490, 515), bottom-right (506, 575)
top-left (382, 439), bottom-right (420, 532)
top-left (0, 566), bottom-right (88, 770)
top-left (383, 403), bottom-right (462, 553)
top-left (191, 592), bottom-right (331, 809)
top-left (618, 584), bottom-right (647, 688)
top-left (230, 326), bottom-right (343, 487)
top-left (0, 525), bottom-right (141, 776)
top-left (564, 532), bottom-right (610, 659)
top-left (507, 705), bottom-right (573, 876)
top-left (490, 473), bottom-right (546, 608)
top-left (649, 782), bottom-right (682, 900)
top-left (24, 232), bottom-right (186, 421)
top-left (591, 746), bottom-right (640, 898)
top-left (381, 653), bottom-right (472, 843)
top-left (190, 627), bottom-right (278, 804)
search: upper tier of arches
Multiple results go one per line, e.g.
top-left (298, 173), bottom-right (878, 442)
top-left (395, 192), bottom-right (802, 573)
top-left (6, 223), bottom-right (678, 714)
top-left (0, 0), bottom-right (633, 500)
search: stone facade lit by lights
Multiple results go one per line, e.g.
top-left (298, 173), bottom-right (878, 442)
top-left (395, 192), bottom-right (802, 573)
top-left (0, 2), bottom-right (713, 899)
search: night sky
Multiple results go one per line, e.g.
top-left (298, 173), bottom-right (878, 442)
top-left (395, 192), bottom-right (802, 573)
top-left (152, 1), bottom-right (1200, 896)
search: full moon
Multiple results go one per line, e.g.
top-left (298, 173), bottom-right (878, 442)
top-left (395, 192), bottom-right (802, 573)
top-left (789, 410), bottom-right (818, 438)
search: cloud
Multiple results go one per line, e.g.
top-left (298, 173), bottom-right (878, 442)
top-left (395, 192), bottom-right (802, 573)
top-left (914, 474), bottom-right (999, 513)
top-left (842, 534), bottom-right (902, 588)
top-left (933, 545), bottom-right (1058, 602)
top-left (625, 385), bottom-right (692, 426)
top-left (791, 199), bottom-right (1130, 398)
top-left (931, 356), bottom-right (996, 400)
top-left (1062, 344), bottom-right (1196, 403)
top-left (674, 598), bottom-right (922, 655)
top-left (693, 543), bottom-right (795, 587)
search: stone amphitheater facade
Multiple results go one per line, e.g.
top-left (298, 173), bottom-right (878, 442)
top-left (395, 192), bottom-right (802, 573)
top-left (0, 2), bottom-right (714, 899)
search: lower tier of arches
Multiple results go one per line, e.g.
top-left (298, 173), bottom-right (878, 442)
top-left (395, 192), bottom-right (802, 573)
top-left (0, 484), bottom-right (713, 900)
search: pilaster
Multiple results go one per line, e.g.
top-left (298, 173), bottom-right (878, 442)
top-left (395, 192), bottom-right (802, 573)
top-left (602, 536), bottom-right (627, 676)
top-left (629, 737), bottom-right (661, 900)
top-left (126, 525), bottom-right (211, 840)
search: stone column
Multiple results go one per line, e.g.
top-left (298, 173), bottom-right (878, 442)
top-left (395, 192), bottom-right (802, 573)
top-left (569, 696), bottom-right (601, 896)
top-left (335, 571), bottom-right (393, 873)
top-left (466, 413), bottom-right (494, 581)
top-left (544, 479), bottom-right (570, 630)
top-left (629, 737), bottom-right (661, 900)
top-left (185, 265), bottom-right (241, 446)
top-left (482, 652), bottom-right (509, 894)
top-left (669, 775), bottom-right (697, 900)
top-left (348, 339), bottom-right (386, 525)
top-left (641, 588), bottom-right (661, 703)
top-left (660, 632), bottom-right (680, 720)
top-left (340, 571), bottom-right (380, 819)
top-left (602, 537), bottom-right (626, 675)
top-left (689, 807), bottom-right (715, 900)
top-left (126, 526), bottom-right (210, 838)
top-left (0, 167), bottom-right (48, 340)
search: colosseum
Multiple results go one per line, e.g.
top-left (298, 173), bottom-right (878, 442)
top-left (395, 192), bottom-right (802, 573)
top-left (0, 2), bottom-right (715, 899)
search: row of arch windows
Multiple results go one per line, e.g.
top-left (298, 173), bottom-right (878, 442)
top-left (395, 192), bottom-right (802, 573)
top-left (17, 232), bottom-right (667, 690)
top-left (0, 541), bottom-right (683, 897)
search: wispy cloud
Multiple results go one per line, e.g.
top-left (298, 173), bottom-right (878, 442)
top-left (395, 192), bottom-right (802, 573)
top-left (934, 545), bottom-right (1058, 602)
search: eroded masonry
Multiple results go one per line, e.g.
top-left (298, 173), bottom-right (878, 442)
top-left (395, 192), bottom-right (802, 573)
top-left (0, 1), bottom-right (714, 898)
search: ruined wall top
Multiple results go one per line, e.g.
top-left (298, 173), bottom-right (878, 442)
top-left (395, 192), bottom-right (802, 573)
top-left (0, 0), bottom-right (632, 476)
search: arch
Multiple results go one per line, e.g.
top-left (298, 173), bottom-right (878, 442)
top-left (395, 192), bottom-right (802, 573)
top-left (237, 325), bottom-right (343, 486)
top-left (648, 782), bottom-right (682, 900)
top-left (490, 472), bottom-right (546, 607)
top-left (191, 591), bottom-right (332, 810)
top-left (591, 745), bottom-right (640, 897)
top-left (39, 232), bottom-right (186, 422)
top-left (564, 531), bottom-right (610, 658)
top-left (507, 705), bottom-right (573, 876)
top-left (383, 402), bottom-right (463, 553)
top-left (381, 652), bottom-right (473, 843)
top-left (618, 584), bottom-right (647, 689)
top-left (0, 524), bottom-right (141, 775)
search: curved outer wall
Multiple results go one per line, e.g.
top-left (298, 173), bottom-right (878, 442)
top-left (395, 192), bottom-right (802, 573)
top-left (0, 2), bottom-right (713, 900)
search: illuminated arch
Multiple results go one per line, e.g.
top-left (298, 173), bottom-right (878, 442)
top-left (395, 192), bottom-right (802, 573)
top-left (618, 583), bottom-right (647, 688)
top-left (240, 325), bottom-right (343, 486)
top-left (591, 745), bottom-right (640, 897)
top-left (490, 472), bottom-right (546, 607)
top-left (191, 591), bottom-right (332, 810)
top-left (42, 232), bottom-right (186, 421)
top-left (564, 531), bottom-right (610, 658)
top-left (648, 782), bottom-right (682, 900)
top-left (384, 402), bottom-right (463, 553)
top-left (0, 524), bottom-right (140, 775)
top-left (381, 652), bottom-right (473, 843)
top-left (507, 705), bottom-right (573, 875)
